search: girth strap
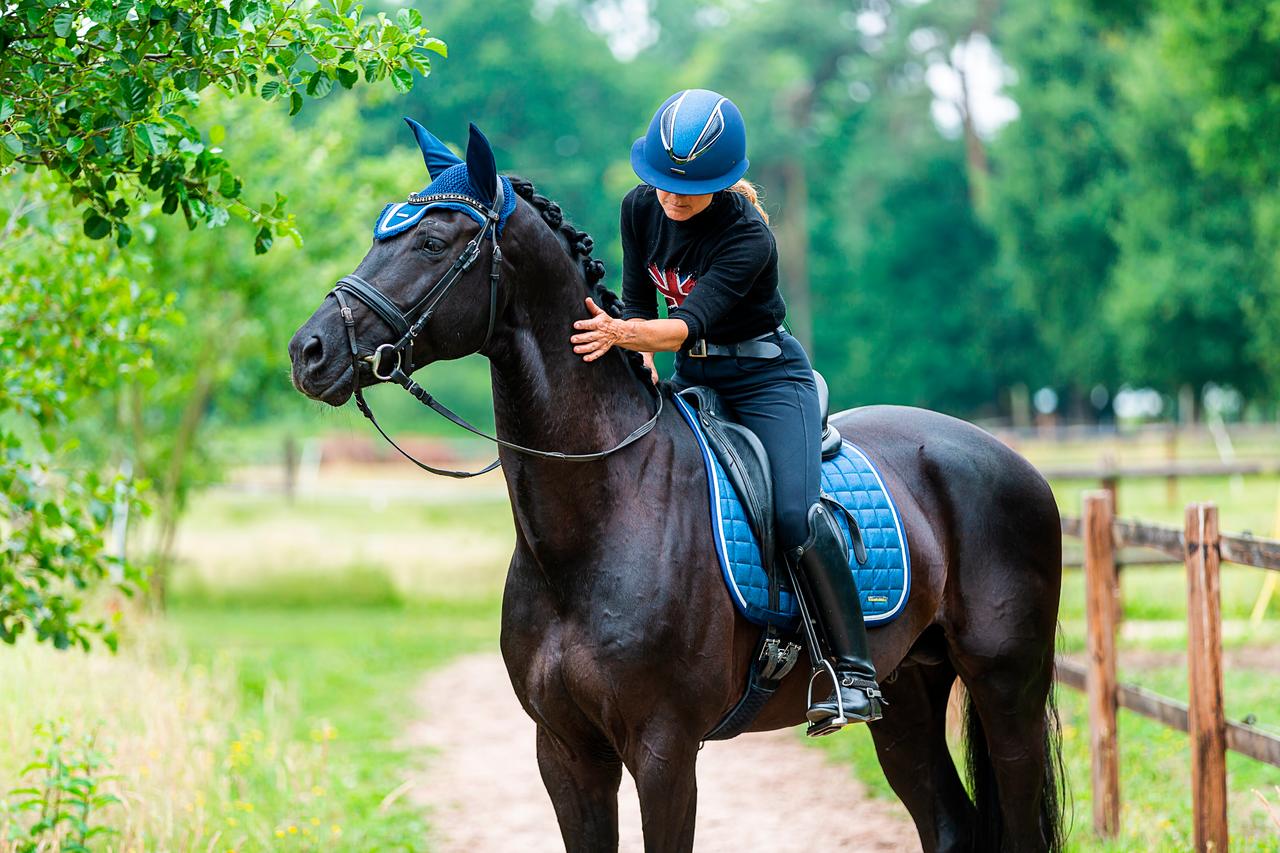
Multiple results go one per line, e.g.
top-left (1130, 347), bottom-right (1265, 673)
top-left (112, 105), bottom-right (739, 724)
top-left (703, 625), bottom-right (801, 742)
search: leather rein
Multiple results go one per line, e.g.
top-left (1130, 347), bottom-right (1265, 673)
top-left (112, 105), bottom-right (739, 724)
top-left (327, 181), bottom-right (663, 478)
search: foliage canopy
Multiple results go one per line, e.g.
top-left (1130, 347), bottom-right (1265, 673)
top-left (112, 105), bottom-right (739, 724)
top-left (0, 0), bottom-right (443, 252)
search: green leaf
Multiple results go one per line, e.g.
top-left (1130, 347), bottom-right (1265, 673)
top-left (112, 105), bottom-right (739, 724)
top-left (83, 214), bottom-right (111, 240)
top-left (2, 134), bottom-right (23, 155)
top-left (118, 78), bottom-right (148, 114)
top-left (336, 66), bottom-right (358, 89)
top-left (306, 71), bottom-right (333, 98)
top-left (391, 67), bottom-right (413, 94)
top-left (53, 11), bottom-right (74, 37)
top-left (218, 169), bottom-right (241, 198)
top-left (423, 38), bottom-right (447, 57)
top-left (253, 225), bottom-right (273, 254)
top-left (242, 0), bottom-right (270, 26)
top-left (260, 80), bottom-right (280, 100)
top-left (289, 90), bottom-right (303, 116)
top-left (64, 136), bottom-right (84, 154)
top-left (134, 124), bottom-right (166, 155)
top-left (208, 7), bottom-right (229, 37)
top-left (396, 7), bottom-right (422, 29)
top-left (0, 96), bottom-right (13, 122)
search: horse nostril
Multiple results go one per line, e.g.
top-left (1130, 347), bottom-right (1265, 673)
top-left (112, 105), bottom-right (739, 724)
top-left (302, 335), bottom-right (325, 367)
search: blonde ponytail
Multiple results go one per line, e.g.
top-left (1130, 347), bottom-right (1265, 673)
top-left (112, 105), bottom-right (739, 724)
top-left (727, 179), bottom-right (769, 224)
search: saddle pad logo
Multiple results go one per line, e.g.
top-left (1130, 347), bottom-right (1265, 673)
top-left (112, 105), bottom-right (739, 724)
top-left (648, 264), bottom-right (697, 309)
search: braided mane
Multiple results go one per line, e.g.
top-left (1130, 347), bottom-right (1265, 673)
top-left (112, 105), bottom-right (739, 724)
top-left (508, 177), bottom-right (655, 392)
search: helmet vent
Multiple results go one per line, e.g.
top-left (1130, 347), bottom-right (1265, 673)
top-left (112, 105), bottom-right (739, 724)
top-left (659, 93), bottom-right (728, 165)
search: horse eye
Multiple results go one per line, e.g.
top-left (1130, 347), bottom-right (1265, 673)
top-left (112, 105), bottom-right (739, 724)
top-left (423, 237), bottom-right (447, 255)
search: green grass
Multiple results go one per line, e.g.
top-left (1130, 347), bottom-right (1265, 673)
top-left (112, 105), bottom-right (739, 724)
top-left (168, 600), bottom-right (500, 851)
top-left (157, 486), bottom-right (511, 850)
top-left (2, 485), bottom-right (510, 852)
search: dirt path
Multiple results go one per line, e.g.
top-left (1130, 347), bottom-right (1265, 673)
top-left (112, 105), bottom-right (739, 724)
top-left (406, 654), bottom-right (920, 852)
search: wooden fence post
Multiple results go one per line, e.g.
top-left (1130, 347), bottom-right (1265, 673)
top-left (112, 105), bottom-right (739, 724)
top-left (1097, 455), bottom-right (1124, 626)
top-left (1084, 491), bottom-right (1121, 837)
top-left (283, 434), bottom-right (298, 503)
top-left (1185, 502), bottom-right (1228, 852)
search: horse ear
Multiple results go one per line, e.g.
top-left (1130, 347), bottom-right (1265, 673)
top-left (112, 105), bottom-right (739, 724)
top-left (465, 122), bottom-right (499, 208)
top-left (404, 116), bottom-right (463, 179)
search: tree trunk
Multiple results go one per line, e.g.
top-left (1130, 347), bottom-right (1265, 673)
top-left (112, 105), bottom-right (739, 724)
top-left (148, 352), bottom-right (218, 610)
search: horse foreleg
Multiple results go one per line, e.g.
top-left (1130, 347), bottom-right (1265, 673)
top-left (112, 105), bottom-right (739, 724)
top-left (536, 725), bottom-right (624, 853)
top-left (629, 729), bottom-right (699, 853)
top-left (869, 660), bottom-right (975, 852)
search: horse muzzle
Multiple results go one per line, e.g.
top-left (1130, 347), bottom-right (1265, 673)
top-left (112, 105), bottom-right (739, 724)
top-left (288, 325), bottom-right (356, 406)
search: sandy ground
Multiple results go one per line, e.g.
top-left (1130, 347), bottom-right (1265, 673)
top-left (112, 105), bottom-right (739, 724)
top-left (405, 654), bottom-right (921, 853)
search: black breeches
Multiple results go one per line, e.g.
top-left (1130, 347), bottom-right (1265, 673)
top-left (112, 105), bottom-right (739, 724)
top-left (671, 331), bottom-right (822, 552)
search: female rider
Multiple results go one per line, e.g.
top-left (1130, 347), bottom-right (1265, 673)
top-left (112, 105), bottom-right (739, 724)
top-left (569, 89), bottom-right (883, 735)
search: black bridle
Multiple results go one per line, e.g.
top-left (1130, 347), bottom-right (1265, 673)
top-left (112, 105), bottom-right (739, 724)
top-left (328, 182), bottom-right (663, 478)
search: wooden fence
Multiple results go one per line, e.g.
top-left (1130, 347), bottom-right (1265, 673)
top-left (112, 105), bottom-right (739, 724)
top-left (1056, 493), bottom-right (1280, 850)
top-left (1041, 459), bottom-right (1280, 516)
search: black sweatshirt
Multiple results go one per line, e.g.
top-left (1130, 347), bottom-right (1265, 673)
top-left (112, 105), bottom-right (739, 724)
top-left (619, 184), bottom-right (785, 346)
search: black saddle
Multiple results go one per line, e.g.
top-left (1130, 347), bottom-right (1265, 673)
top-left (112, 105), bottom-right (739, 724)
top-left (676, 370), bottom-right (845, 586)
top-left (682, 371), bottom-right (870, 742)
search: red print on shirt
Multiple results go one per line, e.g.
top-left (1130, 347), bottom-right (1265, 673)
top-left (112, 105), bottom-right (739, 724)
top-left (648, 264), bottom-right (697, 310)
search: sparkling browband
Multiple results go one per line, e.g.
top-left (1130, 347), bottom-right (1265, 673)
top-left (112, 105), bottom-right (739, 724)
top-left (406, 191), bottom-right (489, 207)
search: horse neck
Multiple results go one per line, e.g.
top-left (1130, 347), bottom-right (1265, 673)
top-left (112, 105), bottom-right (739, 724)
top-left (488, 237), bottom-right (655, 459)
top-left (486, 225), bottom-right (662, 564)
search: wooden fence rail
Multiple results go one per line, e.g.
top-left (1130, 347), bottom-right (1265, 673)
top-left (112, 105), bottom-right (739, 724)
top-left (1056, 493), bottom-right (1280, 851)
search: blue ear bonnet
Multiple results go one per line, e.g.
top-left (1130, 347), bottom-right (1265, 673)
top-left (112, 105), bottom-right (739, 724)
top-left (374, 166), bottom-right (516, 240)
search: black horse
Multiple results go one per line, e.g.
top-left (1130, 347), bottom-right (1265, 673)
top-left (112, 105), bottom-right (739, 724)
top-left (289, 126), bottom-right (1065, 853)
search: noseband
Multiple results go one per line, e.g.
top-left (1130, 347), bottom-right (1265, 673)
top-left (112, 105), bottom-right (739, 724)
top-left (326, 182), bottom-right (662, 478)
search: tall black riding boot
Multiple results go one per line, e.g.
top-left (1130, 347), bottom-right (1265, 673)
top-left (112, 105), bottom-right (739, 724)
top-left (791, 502), bottom-right (883, 737)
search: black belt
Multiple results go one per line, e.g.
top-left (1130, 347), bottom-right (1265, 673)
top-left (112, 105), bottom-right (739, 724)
top-left (687, 325), bottom-right (786, 359)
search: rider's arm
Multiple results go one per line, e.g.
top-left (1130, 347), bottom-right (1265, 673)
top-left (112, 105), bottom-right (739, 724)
top-left (620, 190), bottom-right (659, 321)
top-left (614, 317), bottom-right (689, 353)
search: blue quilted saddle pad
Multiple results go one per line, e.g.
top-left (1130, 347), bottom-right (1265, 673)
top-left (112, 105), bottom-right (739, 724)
top-left (673, 394), bottom-right (911, 630)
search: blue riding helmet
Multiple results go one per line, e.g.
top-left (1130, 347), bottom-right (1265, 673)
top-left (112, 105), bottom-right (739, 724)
top-left (630, 89), bottom-right (749, 195)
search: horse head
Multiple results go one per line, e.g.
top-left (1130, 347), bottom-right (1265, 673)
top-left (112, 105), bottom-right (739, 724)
top-left (289, 118), bottom-right (518, 405)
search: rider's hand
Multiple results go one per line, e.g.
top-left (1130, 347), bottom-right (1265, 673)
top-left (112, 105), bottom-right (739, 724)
top-left (641, 352), bottom-right (659, 385)
top-left (571, 297), bottom-right (628, 362)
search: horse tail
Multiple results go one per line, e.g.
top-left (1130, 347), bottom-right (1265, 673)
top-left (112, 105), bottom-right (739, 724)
top-left (963, 684), bottom-right (1067, 852)
top-left (963, 692), bottom-right (1002, 848)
